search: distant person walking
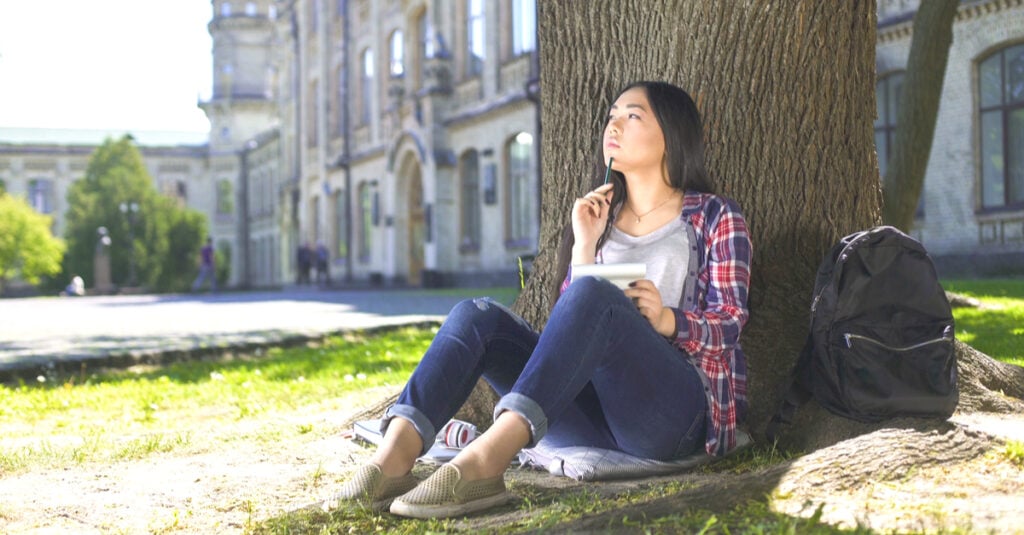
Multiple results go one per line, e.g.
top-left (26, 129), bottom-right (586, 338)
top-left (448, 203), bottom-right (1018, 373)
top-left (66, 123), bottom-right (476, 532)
top-left (315, 242), bottom-right (330, 287)
top-left (191, 238), bottom-right (216, 293)
top-left (297, 242), bottom-right (313, 285)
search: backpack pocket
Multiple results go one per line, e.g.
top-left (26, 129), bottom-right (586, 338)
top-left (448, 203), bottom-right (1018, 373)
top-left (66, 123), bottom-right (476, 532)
top-left (831, 323), bottom-right (956, 422)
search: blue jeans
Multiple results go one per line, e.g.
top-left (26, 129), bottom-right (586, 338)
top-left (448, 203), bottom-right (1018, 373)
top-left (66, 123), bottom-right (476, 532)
top-left (384, 277), bottom-right (707, 461)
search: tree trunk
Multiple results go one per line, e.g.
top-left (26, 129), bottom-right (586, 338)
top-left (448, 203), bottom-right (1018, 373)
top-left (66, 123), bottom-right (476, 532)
top-left (882, 0), bottom-right (959, 231)
top-left (516, 0), bottom-right (881, 442)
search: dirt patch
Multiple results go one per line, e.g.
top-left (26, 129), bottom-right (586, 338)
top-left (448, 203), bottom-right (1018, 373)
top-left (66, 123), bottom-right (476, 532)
top-left (1, 407), bottom-right (1022, 533)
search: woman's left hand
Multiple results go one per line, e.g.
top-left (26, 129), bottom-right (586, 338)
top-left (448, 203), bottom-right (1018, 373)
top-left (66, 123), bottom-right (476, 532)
top-left (624, 279), bottom-right (675, 337)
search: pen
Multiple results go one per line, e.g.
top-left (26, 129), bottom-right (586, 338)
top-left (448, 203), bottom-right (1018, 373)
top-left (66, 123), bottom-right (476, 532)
top-left (603, 157), bottom-right (614, 185)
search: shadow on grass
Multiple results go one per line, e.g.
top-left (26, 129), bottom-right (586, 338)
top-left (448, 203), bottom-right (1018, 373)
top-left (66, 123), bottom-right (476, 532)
top-left (4, 325), bottom-right (438, 389)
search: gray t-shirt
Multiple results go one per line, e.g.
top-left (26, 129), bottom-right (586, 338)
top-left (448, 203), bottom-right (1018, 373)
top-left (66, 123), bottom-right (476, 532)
top-left (598, 213), bottom-right (690, 307)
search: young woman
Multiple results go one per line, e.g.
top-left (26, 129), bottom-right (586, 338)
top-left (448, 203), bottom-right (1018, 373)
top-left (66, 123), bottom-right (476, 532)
top-left (332, 81), bottom-right (752, 519)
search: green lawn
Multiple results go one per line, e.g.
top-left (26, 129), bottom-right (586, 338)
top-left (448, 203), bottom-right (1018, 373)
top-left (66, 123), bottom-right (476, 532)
top-left (0, 327), bottom-right (435, 472)
top-left (943, 278), bottom-right (1024, 367)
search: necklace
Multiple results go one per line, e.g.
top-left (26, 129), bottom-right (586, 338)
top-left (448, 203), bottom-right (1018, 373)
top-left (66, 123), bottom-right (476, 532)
top-left (626, 193), bottom-right (677, 223)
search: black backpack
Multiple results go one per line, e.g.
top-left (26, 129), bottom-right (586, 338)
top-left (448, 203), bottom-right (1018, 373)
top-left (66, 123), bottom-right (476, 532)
top-left (768, 226), bottom-right (958, 439)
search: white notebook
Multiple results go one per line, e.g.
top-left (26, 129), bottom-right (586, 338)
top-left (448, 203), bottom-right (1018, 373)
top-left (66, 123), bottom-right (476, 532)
top-left (571, 263), bottom-right (647, 290)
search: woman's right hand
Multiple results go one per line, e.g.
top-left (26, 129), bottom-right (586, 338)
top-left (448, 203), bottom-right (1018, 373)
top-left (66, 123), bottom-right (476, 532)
top-left (571, 183), bottom-right (614, 262)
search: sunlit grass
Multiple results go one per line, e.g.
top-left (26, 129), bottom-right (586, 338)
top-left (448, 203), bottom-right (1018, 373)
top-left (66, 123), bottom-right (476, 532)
top-left (0, 326), bottom-right (436, 471)
top-left (943, 279), bottom-right (1024, 367)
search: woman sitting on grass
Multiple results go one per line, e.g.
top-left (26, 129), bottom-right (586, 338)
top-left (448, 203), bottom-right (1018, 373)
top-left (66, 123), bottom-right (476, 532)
top-left (331, 80), bottom-right (752, 519)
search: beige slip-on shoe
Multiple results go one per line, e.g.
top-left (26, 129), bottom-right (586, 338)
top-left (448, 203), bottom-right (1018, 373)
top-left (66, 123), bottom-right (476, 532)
top-left (322, 463), bottom-right (418, 511)
top-left (389, 463), bottom-right (512, 519)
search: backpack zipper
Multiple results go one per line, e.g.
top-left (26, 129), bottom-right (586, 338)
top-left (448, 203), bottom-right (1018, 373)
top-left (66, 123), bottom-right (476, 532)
top-left (843, 331), bottom-right (952, 352)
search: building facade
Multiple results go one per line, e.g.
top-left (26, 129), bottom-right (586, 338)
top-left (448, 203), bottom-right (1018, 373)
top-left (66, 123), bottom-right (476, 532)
top-left (4, 1), bottom-right (1019, 294)
top-left (279, 0), bottom-right (541, 287)
top-left (877, 0), bottom-right (1024, 275)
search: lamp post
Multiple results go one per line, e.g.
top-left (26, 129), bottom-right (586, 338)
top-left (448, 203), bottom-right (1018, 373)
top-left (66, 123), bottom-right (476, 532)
top-left (119, 201), bottom-right (139, 287)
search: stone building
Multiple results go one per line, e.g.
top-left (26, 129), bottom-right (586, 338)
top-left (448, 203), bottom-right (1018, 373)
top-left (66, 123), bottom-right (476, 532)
top-left (877, 0), bottom-right (1024, 275)
top-left (276, 0), bottom-right (542, 287)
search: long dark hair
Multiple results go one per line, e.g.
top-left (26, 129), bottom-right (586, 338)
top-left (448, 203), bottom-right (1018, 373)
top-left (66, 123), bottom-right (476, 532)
top-left (551, 81), bottom-right (714, 305)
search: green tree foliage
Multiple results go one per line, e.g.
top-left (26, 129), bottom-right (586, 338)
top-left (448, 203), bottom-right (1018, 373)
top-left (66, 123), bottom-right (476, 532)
top-left (0, 193), bottom-right (66, 293)
top-left (63, 135), bottom-right (208, 292)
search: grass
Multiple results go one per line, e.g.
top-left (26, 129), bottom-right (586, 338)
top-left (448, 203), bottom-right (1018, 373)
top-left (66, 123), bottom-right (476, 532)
top-left (253, 480), bottom-right (864, 535)
top-left (0, 326), bottom-right (436, 472)
top-left (942, 278), bottom-right (1024, 366)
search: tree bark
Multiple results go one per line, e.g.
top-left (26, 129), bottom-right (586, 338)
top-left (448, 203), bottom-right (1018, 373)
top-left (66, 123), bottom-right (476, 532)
top-left (881, 0), bottom-right (959, 231)
top-left (558, 421), bottom-right (1000, 532)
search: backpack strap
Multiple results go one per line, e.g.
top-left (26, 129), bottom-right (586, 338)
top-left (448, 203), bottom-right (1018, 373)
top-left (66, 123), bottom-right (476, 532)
top-left (765, 334), bottom-right (815, 444)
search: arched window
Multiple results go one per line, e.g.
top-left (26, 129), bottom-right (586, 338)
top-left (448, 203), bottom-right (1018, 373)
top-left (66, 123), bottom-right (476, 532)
top-left (361, 48), bottom-right (375, 125)
top-left (505, 132), bottom-right (534, 245)
top-left (221, 2), bottom-right (232, 17)
top-left (511, 0), bottom-right (536, 56)
top-left (459, 150), bottom-right (481, 251)
top-left (389, 30), bottom-right (405, 77)
top-left (979, 44), bottom-right (1024, 209)
top-left (466, 0), bottom-right (485, 77)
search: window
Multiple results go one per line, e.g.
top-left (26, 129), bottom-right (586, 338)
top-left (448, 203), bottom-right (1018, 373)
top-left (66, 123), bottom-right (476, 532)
top-left (418, 11), bottom-right (431, 87)
top-left (358, 181), bottom-right (373, 261)
top-left (307, 80), bottom-right (319, 146)
top-left (335, 65), bottom-right (345, 136)
top-left (511, 0), bottom-right (536, 56)
top-left (361, 48), bottom-right (374, 125)
top-left (245, 2), bottom-right (256, 16)
top-left (389, 30), bottom-right (404, 77)
top-left (312, 195), bottom-right (322, 244)
top-left (466, 0), bottom-right (485, 77)
top-left (875, 71), bottom-right (923, 218)
top-left (269, 4), bottom-right (277, 19)
top-left (221, 2), bottom-right (232, 17)
top-left (979, 44), bottom-right (1024, 209)
top-left (459, 150), bottom-right (481, 250)
top-left (308, 0), bottom-right (320, 32)
top-left (216, 179), bottom-right (234, 215)
top-left (335, 190), bottom-right (348, 259)
top-left (874, 72), bottom-right (903, 180)
top-left (28, 178), bottom-right (54, 214)
top-left (506, 133), bottom-right (534, 244)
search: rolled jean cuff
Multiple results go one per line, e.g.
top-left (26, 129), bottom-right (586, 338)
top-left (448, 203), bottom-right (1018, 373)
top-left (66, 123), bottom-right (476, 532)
top-left (382, 403), bottom-right (436, 457)
top-left (493, 392), bottom-right (547, 448)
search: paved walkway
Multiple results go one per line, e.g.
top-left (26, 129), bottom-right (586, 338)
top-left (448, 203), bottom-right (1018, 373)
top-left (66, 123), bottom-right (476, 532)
top-left (0, 287), bottom-right (494, 379)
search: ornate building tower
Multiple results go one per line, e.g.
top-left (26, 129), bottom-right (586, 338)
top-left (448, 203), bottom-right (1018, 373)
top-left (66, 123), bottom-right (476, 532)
top-left (199, 0), bottom-right (279, 286)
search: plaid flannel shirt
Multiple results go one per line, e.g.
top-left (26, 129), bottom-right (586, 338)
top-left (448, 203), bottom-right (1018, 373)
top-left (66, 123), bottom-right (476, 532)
top-left (562, 191), bottom-right (751, 456)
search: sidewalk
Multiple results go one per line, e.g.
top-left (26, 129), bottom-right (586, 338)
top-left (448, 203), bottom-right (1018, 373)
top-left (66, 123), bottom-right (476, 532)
top-left (0, 288), bottom-right (494, 383)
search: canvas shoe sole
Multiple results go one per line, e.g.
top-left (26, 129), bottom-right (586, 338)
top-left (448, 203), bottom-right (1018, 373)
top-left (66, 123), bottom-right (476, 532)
top-left (389, 463), bottom-right (512, 519)
top-left (322, 463), bottom-right (418, 511)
